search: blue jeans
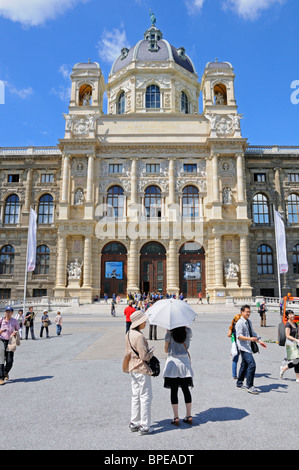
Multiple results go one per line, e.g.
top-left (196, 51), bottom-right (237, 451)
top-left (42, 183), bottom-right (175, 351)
top-left (232, 351), bottom-right (240, 378)
top-left (56, 324), bottom-right (62, 336)
top-left (237, 351), bottom-right (256, 388)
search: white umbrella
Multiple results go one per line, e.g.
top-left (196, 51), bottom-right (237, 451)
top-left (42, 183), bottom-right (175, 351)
top-left (146, 299), bottom-right (197, 330)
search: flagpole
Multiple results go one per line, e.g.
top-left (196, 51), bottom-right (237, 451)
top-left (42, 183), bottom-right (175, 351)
top-left (273, 205), bottom-right (282, 300)
top-left (23, 213), bottom-right (30, 314)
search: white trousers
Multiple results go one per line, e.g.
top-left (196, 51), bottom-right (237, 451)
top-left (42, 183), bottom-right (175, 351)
top-left (130, 372), bottom-right (153, 429)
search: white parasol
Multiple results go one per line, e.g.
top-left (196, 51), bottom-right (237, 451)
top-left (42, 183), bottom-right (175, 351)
top-left (146, 299), bottom-right (197, 330)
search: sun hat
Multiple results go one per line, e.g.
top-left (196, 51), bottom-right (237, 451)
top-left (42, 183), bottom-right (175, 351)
top-left (130, 310), bottom-right (148, 329)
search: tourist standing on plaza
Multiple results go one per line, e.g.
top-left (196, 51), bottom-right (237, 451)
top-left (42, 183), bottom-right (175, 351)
top-left (258, 301), bottom-right (267, 327)
top-left (228, 313), bottom-right (241, 379)
top-left (235, 305), bottom-right (267, 394)
top-left (15, 309), bottom-right (25, 340)
top-left (24, 306), bottom-right (36, 340)
top-left (280, 310), bottom-right (299, 383)
top-left (0, 306), bottom-right (20, 385)
top-left (124, 311), bottom-right (154, 435)
top-left (124, 300), bottom-right (136, 333)
top-left (55, 311), bottom-right (63, 336)
top-left (111, 298), bottom-right (116, 317)
top-left (40, 310), bottom-right (50, 338)
top-left (163, 326), bottom-right (194, 426)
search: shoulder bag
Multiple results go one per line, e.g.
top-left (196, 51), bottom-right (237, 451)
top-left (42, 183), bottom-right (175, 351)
top-left (247, 320), bottom-right (259, 354)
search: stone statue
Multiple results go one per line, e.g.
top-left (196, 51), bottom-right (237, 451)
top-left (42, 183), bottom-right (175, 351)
top-left (149, 9), bottom-right (156, 26)
top-left (224, 258), bottom-right (239, 279)
top-left (223, 187), bottom-right (232, 205)
top-left (67, 259), bottom-right (83, 279)
top-left (205, 113), bottom-right (217, 131)
top-left (74, 188), bottom-right (84, 206)
top-left (82, 92), bottom-right (91, 106)
top-left (215, 92), bottom-right (225, 105)
top-left (229, 113), bottom-right (244, 130)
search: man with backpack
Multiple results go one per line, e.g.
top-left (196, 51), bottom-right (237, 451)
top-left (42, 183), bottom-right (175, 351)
top-left (258, 301), bottom-right (267, 327)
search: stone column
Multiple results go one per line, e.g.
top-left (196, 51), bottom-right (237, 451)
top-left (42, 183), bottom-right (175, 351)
top-left (83, 236), bottom-right (92, 287)
top-left (168, 158), bottom-right (176, 205)
top-left (240, 235), bottom-right (251, 287)
top-left (236, 154), bottom-right (245, 202)
top-left (55, 235), bottom-right (67, 288)
top-left (86, 155), bottom-right (95, 202)
top-left (127, 240), bottom-right (140, 292)
top-left (214, 236), bottom-right (224, 287)
top-left (212, 154), bottom-right (220, 202)
top-left (24, 168), bottom-right (33, 212)
top-left (130, 158), bottom-right (138, 205)
top-left (167, 240), bottom-right (179, 295)
top-left (61, 155), bottom-right (70, 203)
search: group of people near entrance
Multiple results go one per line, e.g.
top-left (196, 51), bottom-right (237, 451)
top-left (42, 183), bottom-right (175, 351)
top-left (124, 303), bottom-right (299, 435)
top-left (0, 305), bottom-right (63, 385)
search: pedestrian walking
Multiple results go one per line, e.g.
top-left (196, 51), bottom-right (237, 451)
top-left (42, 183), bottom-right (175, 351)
top-left (228, 313), bottom-right (241, 379)
top-left (163, 326), bottom-right (194, 426)
top-left (24, 306), bottom-right (36, 340)
top-left (197, 292), bottom-right (202, 304)
top-left (235, 305), bottom-right (267, 394)
top-left (55, 311), bottom-right (63, 336)
top-left (0, 306), bottom-right (20, 385)
top-left (124, 300), bottom-right (136, 333)
top-left (15, 309), bottom-right (25, 340)
top-left (280, 310), bottom-right (299, 383)
top-left (258, 301), bottom-right (267, 327)
top-left (124, 311), bottom-right (154, 435)
top-left (40, 310), bottom-right (50, 338)
top-left (111, 299), bottom-right (116, 317)
top-left (206, 292), bottom-right (210, 304)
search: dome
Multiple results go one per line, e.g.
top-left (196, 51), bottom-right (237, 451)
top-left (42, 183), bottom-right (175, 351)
top-left (73, 61), bottom-right (101, 71)
top-left (205, 60), bottom-right (233, 70)
top-left (110, 26), bottom-right (196, 76)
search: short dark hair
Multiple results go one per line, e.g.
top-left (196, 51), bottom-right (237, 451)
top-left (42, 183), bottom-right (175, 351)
top-left (286, 310), bottom-right (294, 318)
top-left (241, 304), bottom-right (251, 312)
top-left (171, 327), bottom-right (187, 344)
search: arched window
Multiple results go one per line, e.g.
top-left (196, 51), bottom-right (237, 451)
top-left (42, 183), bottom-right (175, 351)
top-left (181, 91), bottom-right (189, 114)
top-left (293, 245), bottom-right (299, 274)
top-left (0, 245), bottom-right (15, 274)
top-left (38, 194), bottom-right (54, 224)
top-left (117, 91), bottom-right (125, 114)
top-left (182, 186), bottom-right (199, 218)
top-left (102, 242), bottom-right (127, 255)
top-left (146, 85), bottom-right (160, 109)
top-left (79, 84), bottom-right (92, 106)
top-left (253, 194), bottom-right (270, 224)
top-left (214, 83), bottom-right (227, 105)
top-left (34, 245), bottom-right (50, 275)
top-left (140, 242), bottom-right (166, 255)
top-left (257, 245), bottom-right (273, 275)
top-left (107, 186), bottom-right (124, 218)
top-left (144, 186), bottom-right (161, 218)
top-left (4, 194), bottom-right (20, 224)
top-left (288, 194), bottom-right (299, 224)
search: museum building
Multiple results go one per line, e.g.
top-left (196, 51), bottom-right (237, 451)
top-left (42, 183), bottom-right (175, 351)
top-left (0, 20), bottom-right (299, 303)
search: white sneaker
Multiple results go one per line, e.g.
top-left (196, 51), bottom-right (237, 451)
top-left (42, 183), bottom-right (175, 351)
top-left (280, 366), bottom-right (285, 379)
top-left (139, 426), bottom-right (151, 435)
top-left (247, 386), bottom-right (259, 395)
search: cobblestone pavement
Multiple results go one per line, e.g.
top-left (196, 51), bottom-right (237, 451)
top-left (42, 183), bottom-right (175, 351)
top-left (1, 302), bottom-right (298, 451)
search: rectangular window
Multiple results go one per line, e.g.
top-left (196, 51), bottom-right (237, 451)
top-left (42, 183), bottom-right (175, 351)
top-left (254, 173), bottom-right (266, 182)
top-left (183, 164), bottom-right (197, 173)
top-left (33, 289), bottom-right (47, 297)
top-left (7, 174), bottom-right (19, 183)
top-left (41, 174), bottom-right (54, 183)
top-left (109, 164), bottom-right (123, 174)
top-left (0, 289), bottom-right (11, 299)
top-left (146, 164), bottom-right (160, 174)
top-left (288, 174), bottom-right (299, 182)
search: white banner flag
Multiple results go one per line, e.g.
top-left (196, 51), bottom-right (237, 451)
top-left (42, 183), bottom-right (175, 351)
top-left (274, 210), bottom-right (288, 274)
top-left (27, 208), bottom-right (37, 272)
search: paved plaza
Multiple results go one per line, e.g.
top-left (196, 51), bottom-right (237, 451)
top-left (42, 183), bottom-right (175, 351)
top-left (1, 301), bottom-right (298, 451)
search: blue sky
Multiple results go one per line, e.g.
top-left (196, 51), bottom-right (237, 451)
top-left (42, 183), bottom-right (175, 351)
top-left (0, 0), bottom-right (298, 147)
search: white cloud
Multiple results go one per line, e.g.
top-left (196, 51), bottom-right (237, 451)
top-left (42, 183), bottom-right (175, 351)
top-left (222, 0), bottom-right (286, 20)
top-left (50, 65), bottom-right (72, 103)
top-left (0, 0), bottom-right (89, 26)
top-left (5, 82), bottom-right (33, 99)
top-left (97, 28), bottom-right (130, 64)
top-left (185, 0), bottom-right (205, 14)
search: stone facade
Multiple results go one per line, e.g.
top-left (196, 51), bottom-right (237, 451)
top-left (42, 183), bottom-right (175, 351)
top-left (0, 25), bottom-right (298, 303)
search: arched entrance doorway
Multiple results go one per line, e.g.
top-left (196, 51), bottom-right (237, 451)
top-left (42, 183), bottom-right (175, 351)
top-left (101, 242), bottom-right (127, 297)
top-left (140, 242), bottom-right (166, 295)
top-left (179, 242), bottom-right (205, 298)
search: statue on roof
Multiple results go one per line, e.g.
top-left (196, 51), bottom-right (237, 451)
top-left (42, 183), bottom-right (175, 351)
top-left (149, 9), bottom-right (156, 26)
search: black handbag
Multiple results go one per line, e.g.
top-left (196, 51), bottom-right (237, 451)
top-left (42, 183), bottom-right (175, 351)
top-left (247, 320), bottom-right (259, 354)
top-left (128, 333), bottom-right (160, 377)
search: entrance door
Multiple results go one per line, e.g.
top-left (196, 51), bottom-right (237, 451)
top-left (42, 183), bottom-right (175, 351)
top-left (140, 242), bottom-right (166, 295)
top-left (101, 242), bottom-right (127, 298)
top-left (179, 242), bottom-right (205, 298)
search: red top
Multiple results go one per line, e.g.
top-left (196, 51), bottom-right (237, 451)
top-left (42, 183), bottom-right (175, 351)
top-left (124, 306), bottom-right (136, 322)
